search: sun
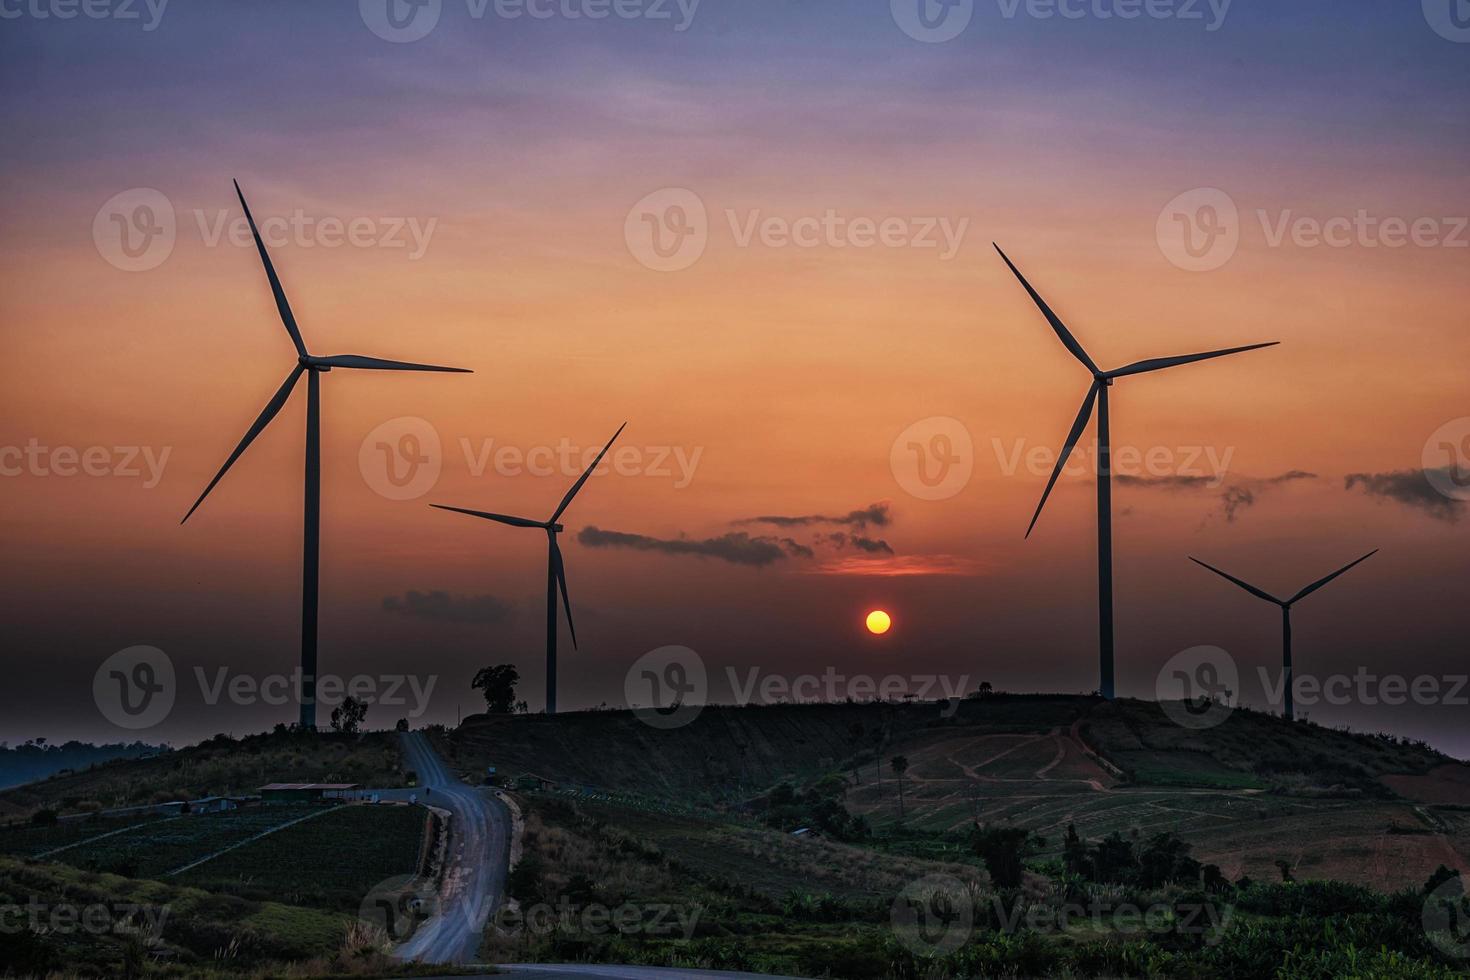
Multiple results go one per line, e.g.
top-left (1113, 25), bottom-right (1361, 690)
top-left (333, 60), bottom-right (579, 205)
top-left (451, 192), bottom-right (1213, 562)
top-left (865, 609), bottom-right (892, 635)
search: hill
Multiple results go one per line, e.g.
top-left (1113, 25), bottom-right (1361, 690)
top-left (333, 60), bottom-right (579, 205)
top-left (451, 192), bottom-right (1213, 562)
top-left (0, 728), bottom-right (408, 821)
top-left (436, 695), bottom-right (1470, 892)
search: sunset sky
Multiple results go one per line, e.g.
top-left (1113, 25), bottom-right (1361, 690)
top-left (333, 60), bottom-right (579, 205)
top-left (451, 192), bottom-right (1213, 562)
top-left (1, 0), bottom-right (1467, 753)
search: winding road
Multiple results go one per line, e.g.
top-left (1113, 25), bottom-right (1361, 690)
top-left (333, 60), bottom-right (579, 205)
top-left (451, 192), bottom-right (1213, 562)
top-left (381, 731), bottom-right (510, 965)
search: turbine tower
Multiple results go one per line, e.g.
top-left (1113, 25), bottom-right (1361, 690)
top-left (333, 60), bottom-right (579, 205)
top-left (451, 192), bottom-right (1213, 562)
top-left (996, 244), bottom-right (1278, 700)
top-left (183, 181), bottom-right (472, 730)
top-left (1189, 550), bottom-right (1378, 721)
top-left (432, 423), bottom-right (626, 715)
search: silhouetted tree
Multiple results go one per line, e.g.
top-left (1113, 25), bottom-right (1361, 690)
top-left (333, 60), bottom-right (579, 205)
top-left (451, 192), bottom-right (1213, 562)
top-left (472, 664), bottom-right (520, 714)
top-left (330, 696), bottom-right (367, 734)
top-left (1062, 823), bottom-right (1088, 876)
top-left (971, 824), bottom-right (1035, 888)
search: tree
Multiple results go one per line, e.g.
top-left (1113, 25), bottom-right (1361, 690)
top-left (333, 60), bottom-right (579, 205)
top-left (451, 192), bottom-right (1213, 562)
top-left (472, 665), bottom-right (520, 714)
top-left (330, 696), bottom-right (367, 734)
top-left (1062, 823), bottom-right (1088, 877)
top-left (978, 681), bottom-right (993, 698)
top-left (395, 718), bottom-right (410, 732)
top-left (971, 824), bottom-right (1036, 888)
top-left (890, 755), bottom-right (909, 820)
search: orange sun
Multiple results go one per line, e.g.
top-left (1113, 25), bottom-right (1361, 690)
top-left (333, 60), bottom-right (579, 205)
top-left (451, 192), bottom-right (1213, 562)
top-left (865, 609), bottom-right (892, 635)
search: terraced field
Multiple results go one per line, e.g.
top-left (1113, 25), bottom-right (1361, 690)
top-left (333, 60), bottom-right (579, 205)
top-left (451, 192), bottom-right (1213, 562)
top-left (177, 802), bottom-right (428, 911)
top-left (6, 805), bottom-right (323, 878)
top-left (0, 812), bottom-right (168, 858)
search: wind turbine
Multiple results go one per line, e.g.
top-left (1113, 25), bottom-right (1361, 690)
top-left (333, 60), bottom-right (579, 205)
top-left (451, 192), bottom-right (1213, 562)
top-left (1189, 550), bottom-right (1378, 721)
top-left (432, 423), bottom-right (626, 715)
top-left (182, 180), bottom-right (472, 730)
top-left (996, 244), bottom-right (1278, 700)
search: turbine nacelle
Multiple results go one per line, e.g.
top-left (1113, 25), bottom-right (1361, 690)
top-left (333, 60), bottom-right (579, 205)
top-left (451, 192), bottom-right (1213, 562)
top-left (431, 421), bottom-right (628, 668)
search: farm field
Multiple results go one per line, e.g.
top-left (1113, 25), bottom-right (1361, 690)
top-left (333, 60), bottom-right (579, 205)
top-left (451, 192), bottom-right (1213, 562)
top-left (573, 798), bottom-right (979, 903)
top-left (842, 723), bottom-right (1470, 892)
top-left (178, 802), bottom-right (429, 911)
top-left (0, 811), bottom-right (169, 858)
top-left (20, 804), bottom-right (324, 878)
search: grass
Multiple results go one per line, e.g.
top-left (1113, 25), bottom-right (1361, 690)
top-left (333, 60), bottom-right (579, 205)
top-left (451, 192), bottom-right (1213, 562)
top-left (0, 854), bottom-right (347, 974)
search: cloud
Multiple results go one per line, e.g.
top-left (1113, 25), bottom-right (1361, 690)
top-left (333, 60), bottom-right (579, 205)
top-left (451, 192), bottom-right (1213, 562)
top-left (577, 527), bottom-right (806, 567)
top-left (382, 590), bottom-right (516, 624)
top-left (1118, 470), bottom-right (1317, 522)
top-left (819, 531), bottom-right (895, 554)
top-left (735, 501), bottom-right (892, 530)
top-left (1344, 468), bottom-right (1465, 523)
top-left (799, 554), bottom-right (988, 577)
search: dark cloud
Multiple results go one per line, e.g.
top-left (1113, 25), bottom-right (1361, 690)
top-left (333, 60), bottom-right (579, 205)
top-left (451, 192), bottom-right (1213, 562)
top-left (381, 590), bottom-right (516, 624)
top-left (735, 501), bottom-right (892, 530)
top-left (1345, 468), bottom-right (1464, 523)
top-left (1115, 475), bottom-right (1213, 490)
top-left (822, 532), bottom-right (895, 555)
top-left (578, 527), bottom-right (803, 567)
top-left (1118, 470), bottom-right (1317, 522)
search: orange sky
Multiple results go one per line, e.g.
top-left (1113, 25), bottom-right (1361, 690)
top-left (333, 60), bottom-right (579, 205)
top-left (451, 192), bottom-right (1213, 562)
top-left (1, 1), bottom-right (1466, 752)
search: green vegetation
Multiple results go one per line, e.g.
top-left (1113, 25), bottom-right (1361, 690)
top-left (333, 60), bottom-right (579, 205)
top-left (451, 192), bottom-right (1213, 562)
top-left (178, 803), bottom-right (429, 911)
top-left (497, 792), bottom-right (1469, 978)
top-left (37, 805), bottom-right (324, 879)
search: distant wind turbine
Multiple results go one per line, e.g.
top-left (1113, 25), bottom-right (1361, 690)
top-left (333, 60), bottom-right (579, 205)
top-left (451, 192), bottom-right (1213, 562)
top-left (182, 180), bottom-right (472, 730)
top-left (996, 244), bottom-right (1278, 700)
top-left (1189, 550), bottom-right (1378, 721)
top-left (432, 423), bottom-right (626, 716)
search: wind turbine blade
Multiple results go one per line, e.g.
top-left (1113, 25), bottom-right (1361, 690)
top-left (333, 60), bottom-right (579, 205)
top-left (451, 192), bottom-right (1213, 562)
top-left (550, 422), bottom-right (627, 523)
top-left (429, 505), bottom-right (544, 529)
top-left (1025, 382), bottom-right (1099, 539)
top-left (314, 354), bottom-right (471, 373)
top-left (994, 244), bottom-right (1099, 374)
top-left (234, 180), bottom-right (308, 357)
top-left (550, 537), bottom-right (577, 650)
top-left (1287, 549), bottom-right (1378, 605)
top-left (1188, 557), bottom-right (1283, 605)
top-left (1106, 342), bottom-right (1278, 379)
top-left (181, 364), bottom-right (305, 524)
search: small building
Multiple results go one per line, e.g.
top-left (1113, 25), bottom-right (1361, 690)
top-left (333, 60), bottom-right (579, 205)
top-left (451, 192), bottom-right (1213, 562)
top-left (513, 773), bottom-right (555, 792)
top-left (259, 782), bottom-right (361, 803)
top-left (185, 796), bottom-right (237, 814)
